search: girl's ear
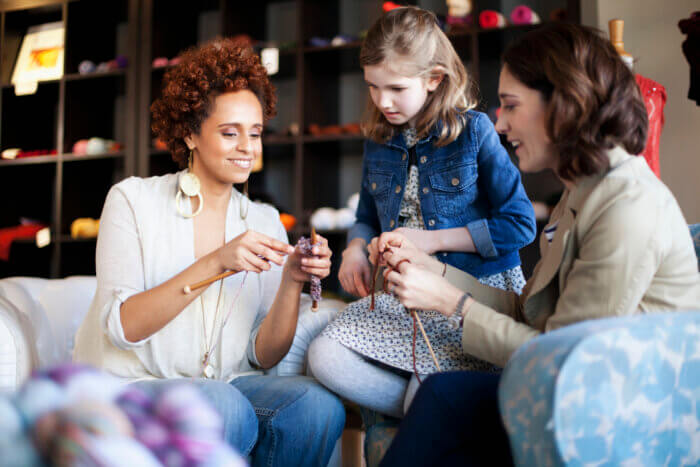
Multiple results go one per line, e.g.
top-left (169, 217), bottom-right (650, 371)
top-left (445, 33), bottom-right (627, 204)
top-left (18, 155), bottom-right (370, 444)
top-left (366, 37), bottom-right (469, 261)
top-left (426, 67), bottom-right (445, 92)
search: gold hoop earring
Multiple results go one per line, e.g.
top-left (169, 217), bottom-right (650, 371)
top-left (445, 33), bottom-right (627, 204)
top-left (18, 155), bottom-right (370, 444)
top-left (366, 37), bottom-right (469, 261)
top-left (176, 149), bottom-right (203, 218)
top-left (239, 180), bottom-right (249, 220)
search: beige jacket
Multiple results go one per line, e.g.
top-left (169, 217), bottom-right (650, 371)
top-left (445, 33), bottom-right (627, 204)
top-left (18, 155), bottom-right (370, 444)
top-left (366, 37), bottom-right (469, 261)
top-left (444, 147), bottom-right (700, 367)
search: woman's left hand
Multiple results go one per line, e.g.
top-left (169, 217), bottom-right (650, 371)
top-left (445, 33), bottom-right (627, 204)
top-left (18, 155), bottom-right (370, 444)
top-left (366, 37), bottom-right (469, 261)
top-left (285, 235), bottom-right (333, 283)
top-left (384, 257), bottom-right (458, 316)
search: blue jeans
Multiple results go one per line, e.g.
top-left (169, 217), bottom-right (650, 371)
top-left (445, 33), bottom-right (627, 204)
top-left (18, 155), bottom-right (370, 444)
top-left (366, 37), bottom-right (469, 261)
top-left (379, 371), bottom-right (512, 466)
top-left (133, 375), bottom-right (345, 467)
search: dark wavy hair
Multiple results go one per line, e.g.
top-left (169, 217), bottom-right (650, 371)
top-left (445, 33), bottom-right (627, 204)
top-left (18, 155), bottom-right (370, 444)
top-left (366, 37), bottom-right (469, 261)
top-left (502, 23), bottom-right (648, 180)
top-left (151, 38), bottom-right (277, 169)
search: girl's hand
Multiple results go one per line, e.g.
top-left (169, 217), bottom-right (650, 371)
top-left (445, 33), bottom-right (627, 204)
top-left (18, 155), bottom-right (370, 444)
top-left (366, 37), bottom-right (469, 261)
top-left (392, 227), bottom-right (439, 254)
top-left (383, 259), bottom-right (459, 316)
top-left (285, 235), bottom-right (333, 284)
top-left (338, 242), bottom-right (371, 297)
top-left (217, 230), bottom-right (295, 273)
top-left (373, 231), bottom-right (444, 276)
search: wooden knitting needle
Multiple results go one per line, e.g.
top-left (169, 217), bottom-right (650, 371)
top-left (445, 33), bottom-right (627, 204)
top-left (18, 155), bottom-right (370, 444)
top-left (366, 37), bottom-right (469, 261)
top-left (184, 253), bottom-right (275, 294)
top-left (184, 269), bottom-right (237, 294)
top-left (310, 227), bottom-right (319, 311)
top-left (411, 309), bottom-right (442, 372)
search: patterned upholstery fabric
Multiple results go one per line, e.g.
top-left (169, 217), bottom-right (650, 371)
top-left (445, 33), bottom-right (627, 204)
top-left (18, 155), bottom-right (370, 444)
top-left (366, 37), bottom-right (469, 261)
top-left (690, 223), bottom-right (700, 271)
top-left (499, 312), bottom-right (700, 466)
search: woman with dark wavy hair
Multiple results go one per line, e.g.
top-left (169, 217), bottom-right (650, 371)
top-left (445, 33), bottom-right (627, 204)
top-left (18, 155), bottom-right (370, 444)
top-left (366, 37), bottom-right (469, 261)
top-left (74, 38), bottom-right (344, 466)
top-left (373, 23), bottom-right (700, 466)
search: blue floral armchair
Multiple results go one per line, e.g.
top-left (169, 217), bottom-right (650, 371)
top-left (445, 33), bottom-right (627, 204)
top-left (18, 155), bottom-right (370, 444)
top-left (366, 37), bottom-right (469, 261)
top-left (498, 224), bottom-right (700, 466)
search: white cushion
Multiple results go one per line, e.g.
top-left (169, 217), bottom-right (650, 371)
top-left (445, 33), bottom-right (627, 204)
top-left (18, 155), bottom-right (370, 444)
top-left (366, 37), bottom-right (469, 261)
top-left (0, 275), bottom-right (343, 391)
top-left (0, 286), bottom-right (40, 393)
top-left (0, 276), bottom-right (95, 392)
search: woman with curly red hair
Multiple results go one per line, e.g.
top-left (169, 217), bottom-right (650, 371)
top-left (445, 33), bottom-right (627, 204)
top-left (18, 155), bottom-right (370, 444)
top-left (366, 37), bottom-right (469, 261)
top-left (74, 38), bottom-right (345, 466)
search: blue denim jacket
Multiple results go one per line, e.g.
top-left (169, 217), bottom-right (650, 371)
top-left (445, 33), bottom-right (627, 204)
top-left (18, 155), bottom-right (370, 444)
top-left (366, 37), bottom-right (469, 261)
top-left (348, 110), bottom-right (536, 278)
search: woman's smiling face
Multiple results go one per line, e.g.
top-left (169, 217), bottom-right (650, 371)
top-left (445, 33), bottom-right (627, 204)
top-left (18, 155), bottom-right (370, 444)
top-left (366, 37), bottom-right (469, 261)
top-left (495, 65), bottom-right (557, 173)
top-left (186, 89), bottom-right (263, 186)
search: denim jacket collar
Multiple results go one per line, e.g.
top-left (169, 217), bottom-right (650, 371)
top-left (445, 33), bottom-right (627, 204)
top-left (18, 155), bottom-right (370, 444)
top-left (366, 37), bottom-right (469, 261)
top-left (384, 120), bottom-right (445, 151)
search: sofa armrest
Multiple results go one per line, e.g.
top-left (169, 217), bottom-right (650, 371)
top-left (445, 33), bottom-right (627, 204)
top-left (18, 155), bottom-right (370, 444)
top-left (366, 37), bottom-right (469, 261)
top-left (265, 294), bottom-right (345, 377)
top-left (0, 297), bottom-right (35, 393)
top-left (498, 311), bottom-right (700, 466)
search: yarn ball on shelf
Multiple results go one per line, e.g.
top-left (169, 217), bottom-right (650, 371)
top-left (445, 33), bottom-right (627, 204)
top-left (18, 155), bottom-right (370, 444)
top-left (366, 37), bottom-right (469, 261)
top-left (86, 137), bottom-right (108, 154)
top-left (346, 192), bottom-right (359, 213)
top-left (78, 60), bottom-right (96, 74)
top-left (71, 218), bottom-right (100, 239)
top-left (335, 208), bottom-right (356, 229)
top-left (152, 57), bottom-right (169, 68)
top-left (510, 6), bottom-right (540, 25)
top-left (310, 207), bottom-right (337, 230)
top-left (114, 55), bottom-right (128, 68)
top-left (1, 148), bottom-right (21, 159)
top-left (280, 213), bottom-right (297, 231)
top-left (72, 139), bottom-right (89, 155)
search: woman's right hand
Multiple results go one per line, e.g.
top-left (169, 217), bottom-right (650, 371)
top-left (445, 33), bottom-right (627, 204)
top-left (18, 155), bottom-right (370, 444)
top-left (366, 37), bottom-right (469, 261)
top-left (338, 242), bottom-right (371, 297)
top-left (216, 230), bottom-right (295, 273)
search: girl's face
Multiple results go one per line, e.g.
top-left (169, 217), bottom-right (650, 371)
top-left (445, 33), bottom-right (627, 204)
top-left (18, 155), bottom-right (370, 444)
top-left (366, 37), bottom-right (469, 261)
top-left (364, 61), bottom-right (441, 127)
top-left (185, 90), bottom-right (263, 186)
top-left (495, 65), bottom-right (557, 173)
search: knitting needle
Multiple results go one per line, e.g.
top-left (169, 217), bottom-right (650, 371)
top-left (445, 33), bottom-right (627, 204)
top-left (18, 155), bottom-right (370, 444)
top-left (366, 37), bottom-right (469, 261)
top-left (184, 270), bottom-right (237, 294)
top-left (184, 255), bottom-right (272, 294)
top-left (310, 227), bottom-right (319, 311)
top-left (411, 309), bottom-right (442, 372)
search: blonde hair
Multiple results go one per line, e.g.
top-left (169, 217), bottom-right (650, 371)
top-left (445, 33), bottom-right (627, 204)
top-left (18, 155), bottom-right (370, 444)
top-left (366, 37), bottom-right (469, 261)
top-left (360, 6), bottom-right (476, 146)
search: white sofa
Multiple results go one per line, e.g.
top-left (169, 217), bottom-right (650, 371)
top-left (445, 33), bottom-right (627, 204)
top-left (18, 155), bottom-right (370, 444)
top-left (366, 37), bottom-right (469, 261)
top-left (0, 275), bottom-right (345, 392)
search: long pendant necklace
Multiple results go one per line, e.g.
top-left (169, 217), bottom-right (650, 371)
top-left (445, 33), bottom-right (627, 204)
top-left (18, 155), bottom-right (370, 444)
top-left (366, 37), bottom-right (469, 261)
top-left (200, 278), bottom-right (224, 378)
top-left (199, 271), bottom-right (250, 378)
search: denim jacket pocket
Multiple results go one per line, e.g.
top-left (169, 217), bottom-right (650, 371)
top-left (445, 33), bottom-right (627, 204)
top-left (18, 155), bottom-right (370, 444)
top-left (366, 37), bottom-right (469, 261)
top-left (429, 163), bottom-right (478, 218)
top-left (364, 170), bottom-right (394, 219)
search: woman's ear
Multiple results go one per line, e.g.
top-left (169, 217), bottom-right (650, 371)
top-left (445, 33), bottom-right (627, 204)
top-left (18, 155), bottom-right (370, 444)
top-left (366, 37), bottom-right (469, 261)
top-left (184, 135), bottom-right (195, 150)
top-left (427, 67), bottom-right (445, 92)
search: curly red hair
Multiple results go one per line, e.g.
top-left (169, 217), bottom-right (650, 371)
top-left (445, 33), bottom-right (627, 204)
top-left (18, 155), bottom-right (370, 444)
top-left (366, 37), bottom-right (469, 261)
top-left (151, 38), bottom-right (277, 168)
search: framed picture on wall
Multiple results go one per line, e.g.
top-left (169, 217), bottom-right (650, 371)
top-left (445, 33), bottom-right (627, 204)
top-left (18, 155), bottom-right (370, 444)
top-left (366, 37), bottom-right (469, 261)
top-left (11, 21), bottom-right (64, 95)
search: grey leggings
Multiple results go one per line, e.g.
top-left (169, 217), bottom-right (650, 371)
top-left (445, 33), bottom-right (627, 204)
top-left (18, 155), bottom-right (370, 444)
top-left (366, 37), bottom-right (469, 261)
top-left (307, 335), bottom-right (424, 419)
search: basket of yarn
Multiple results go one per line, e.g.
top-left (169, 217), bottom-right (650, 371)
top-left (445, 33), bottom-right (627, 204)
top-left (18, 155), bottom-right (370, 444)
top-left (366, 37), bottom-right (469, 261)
top-left (0, 363), bottom-right (245, 466)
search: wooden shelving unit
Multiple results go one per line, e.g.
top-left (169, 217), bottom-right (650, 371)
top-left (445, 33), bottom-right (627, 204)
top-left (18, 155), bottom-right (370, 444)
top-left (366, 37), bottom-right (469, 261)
top-left (0, 0), bottom-right (138, 278)
top-left (0, 0), bottom-right (578, 286)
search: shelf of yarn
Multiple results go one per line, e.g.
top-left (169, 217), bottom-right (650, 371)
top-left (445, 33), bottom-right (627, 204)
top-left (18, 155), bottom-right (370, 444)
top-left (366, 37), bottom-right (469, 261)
top-left (58, 235), bottom-right (96, 243)
top-left (1, 69), bottom-right (126, 89)
top-left (1, 151), bottom-right (125, 166)
top-left (150, 148), bottom-right (170, 156)
top-left (303, 133), bottom-right (363, 143)
top-left (62, 151), bottom-right (124, 162)
top-left (446, 22), bottom-right (543, 38)
top-left (0, 154), bottom-right (58, 166)
top-left (63, 69), bottom-right (126, 82)
top-left (262, 134), bottom-right (297, 145)
top-left (303, 40), bottom-right (363, 54)
top-left (0, 77), bottom-right (60, 89)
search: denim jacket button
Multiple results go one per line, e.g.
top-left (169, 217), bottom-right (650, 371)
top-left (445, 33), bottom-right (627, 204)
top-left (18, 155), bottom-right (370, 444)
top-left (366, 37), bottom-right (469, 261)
top-left (371, 182), bottom-right (377, 190)
top-left (390, 220), bottom-right (395, 228)
top-left (428, 219), bottom-right (435, 226)
top-left (422, 187), bottom-right (429, 194)
top-left (451, 178), bottom-right (460, 186)
top-left (402, 153), bottom-right (407, 161)
top-left (420, 156), bottom-right (427, 164)
top-left (394, 185), bottom-right (401, 194)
